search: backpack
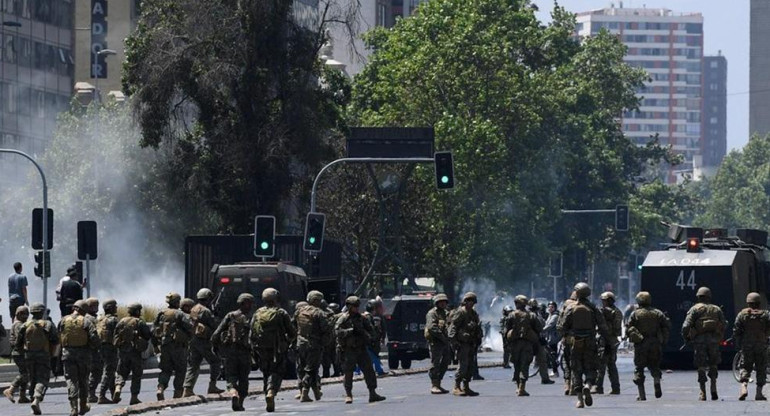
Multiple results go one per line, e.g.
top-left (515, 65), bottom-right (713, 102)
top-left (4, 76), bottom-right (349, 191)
top-left (190, 304), bottom-right (212, 339)
top-left (154, 309), bottom-right (180, 345)
top-left (694, 304), bottom-right (724, 335)
top-left (25, 320), bottom-right (50, 352)
top-left (296, 306), bottom-right (317, 339)
top-left (506, 310), bottom-right (530, 341)
top-left (96, 315), bottom-right (115, 345)
top-left (221, 311), bottom-right (250, 348)
top-left (252, 307), bottom-right (285, 350)
top-left (114, 317), bottom-right (148, 352)
top-left (61, 315), bottom-right (88, 348)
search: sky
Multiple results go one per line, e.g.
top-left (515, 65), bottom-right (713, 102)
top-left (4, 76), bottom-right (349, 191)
top-left (533, 0), bottom-right (749, 151)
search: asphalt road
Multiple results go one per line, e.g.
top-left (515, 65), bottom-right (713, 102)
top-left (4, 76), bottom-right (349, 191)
top-left (1, 353), bottom-right (766, 416)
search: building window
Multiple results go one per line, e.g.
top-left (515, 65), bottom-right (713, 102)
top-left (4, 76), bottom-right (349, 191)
top-left (709, 83), bottom-right (718, 91)
top-left (710, 117), bottom-right (718, 124)
top-left (377, 3), bottom-right (386, 27)
top-left (710, 60), bottom-right (719, 68)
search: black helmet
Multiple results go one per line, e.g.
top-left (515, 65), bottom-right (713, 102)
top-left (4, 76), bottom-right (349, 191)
top-left (502, 305), bottom-right (513, 315)
top-left (328, 303), bottom-right (340, 313)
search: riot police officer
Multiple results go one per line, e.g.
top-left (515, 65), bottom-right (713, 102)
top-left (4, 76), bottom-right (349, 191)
top-left (626, 291), bottom-right (670, 401)
top-left (682, 286), bottom-right (726, 400)
top-left (734, 292), bottom-right (770, 401)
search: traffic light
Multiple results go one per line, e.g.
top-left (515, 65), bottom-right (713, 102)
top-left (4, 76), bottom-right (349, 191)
top-left (253, 216), bottom-right (276, 258)
top-left (77, 221), bottom-right (98, 260)
top-left (34, 251), bottom-right (50, 278)
top-left (304, 212), bottom-right (326, 252)
top-left (615, 205), bottom-right (629, 231)
top-left (434, 151), bottom-right (454, 189)
top-left (31, 208), bottom-right (53, 250)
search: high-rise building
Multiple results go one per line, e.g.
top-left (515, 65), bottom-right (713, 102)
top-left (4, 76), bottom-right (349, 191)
top-left (576, 6), bottom-right (705, 183)
top-left (750, 0), bottom-right (770, 137)
top-left (0, 2), bottom-right (74, 183)
top-left (700, 54), bottom-right (727, 173)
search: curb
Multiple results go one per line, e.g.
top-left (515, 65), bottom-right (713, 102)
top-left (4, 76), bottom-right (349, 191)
top-left (100, 361), bottom-right (504, 416)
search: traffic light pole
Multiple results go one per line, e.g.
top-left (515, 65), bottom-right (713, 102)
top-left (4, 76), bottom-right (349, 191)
top-left (0, 149), bottom-right (49, 309)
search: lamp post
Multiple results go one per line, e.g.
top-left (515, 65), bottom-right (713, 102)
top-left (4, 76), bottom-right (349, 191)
top-left (2, 21), bottom-right (22, 177)
top-left (94, 48), bottom-right (116, 103)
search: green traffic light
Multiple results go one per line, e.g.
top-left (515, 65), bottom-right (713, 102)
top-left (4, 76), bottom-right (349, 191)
top-left (309, 237), bottom-right (316, 244)
top-left (260, 241), bottom-right (269, 250)
top-left (637, 265), bottom-right (643, 271)
top-left (441, 176), bottom-right (449, 184)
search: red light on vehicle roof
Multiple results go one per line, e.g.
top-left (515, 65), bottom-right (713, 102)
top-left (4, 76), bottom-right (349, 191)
top-left (385, 315), bottom-right (392, 320)
top-left (220, 277), bottom-right (231, 284)
top-left (720, 339), bottom-right (732, 347)
top-left (686, 238), bottom-right (700, 253)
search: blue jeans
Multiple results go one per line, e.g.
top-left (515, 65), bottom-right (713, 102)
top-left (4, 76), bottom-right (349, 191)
top-left (355, 347), bottom-right (385, 375)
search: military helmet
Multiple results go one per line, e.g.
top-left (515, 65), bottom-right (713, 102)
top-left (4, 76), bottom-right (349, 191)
top-left (461, 292), bottom-right (478, 304)
top-left (15, 305), bottom-right (29, 317)
top-left (528, 298), bottom-right (539, 310)
top-left (696, 287), bottom-right (712, 299)
top-left (166, 292), bottom-right (182, 305)
top-left (502, 305), bottom-right (513, 314)
top-left (635, 291), bottom-right (652, 306)
top-left (548, 301), bottom-right (557, 308)
top-left (514, 295), bottom-right (528, 306)
top-left (433, 293), bottom-right (448, 305)
top-left (103, 298), bottom-right (117, 310)
top-left (366, 298), bottom-right (383, 313)
top-left (181, 298), bottom-right (195, 309)
top-left (196, 288), bottom-right (214, 301)
top-left (306, 290), bottom-right (324, 305)
top-left (574, 283), bottom-right (591, 299)
top-left (747, 292), bottom-right (762, 305)
top-left (30, 302), bottom-right (45, 314)
top-left (328, 302), bottom-right (340, 313)
top-left (127, 302), bottom-right (142, 313)
top-left (261, 288), bottom-right (279, 303)
top-left (345, 296), bottom-right (360, 307)
top-left (73, 299), bottom-right (88, 311)
top-left (238, 293), bottom-right (255, 305)
top-left (86, 297), bottom-right (99, 309)
top-left (600, 291), bottom-right (615, 302)
top-left (296, 301), bottom-right (308, 310)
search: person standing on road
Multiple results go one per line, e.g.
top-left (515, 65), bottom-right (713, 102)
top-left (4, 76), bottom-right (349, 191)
top-left (733, 292), bottom-right (770, 401)
top-left (57, 267), bottom-right (83, 319)
top-left (682, 286), bottom-right (726, 401)
top-left (212, 293), bottom-right (254, 411)
top-left (558, 282), bottom-right (609, 409)
top-left (557, 292), bottom-right (578, 396)
top-left (291, 300), bottom-right (309, 398)
top-left (3, 305), bottom-right (30, 404)
top-left (321, 300), bottom-right (339, 378)
top-left (448, 292), bottom-right (483, 397)
top-left (543, 301), bottom-right (561, 378)
top-left (594, 292), bottom-right (622, 395)
top-left (59, 300), bottom-right (99, 416)
top-left (500, 306), bottom-right (512, 369)
top-left (529, 299), bottom-right (554, 385)
top-left (251, 289), bottom-right (295, 413)
top-left (182, 288), bottom-right (224, 397)
top-left (626, 291), bottom-right (670, 401)
top-left (85, 298), bottom-right (103, 404)
top-left (295, 291), bottom-right (331, 402)
top-left (335, 295), bottom-right (386, 404)
top-left (153, 292), bottom-right (193, 401)
top-left (364, 299), bottom-right (387, 375)
top-left (16, 302), bottom-right (58, 415)
top-left (506, 295), bottom-right (543, 397)
top-left (113, 303), bottom-right (152, 405)
top-left (7, 262), bottom-right (28, 320)
top-left (425, 293), bottom-right (451, 394)
top-left (95, 299), bottom-right (119, 404)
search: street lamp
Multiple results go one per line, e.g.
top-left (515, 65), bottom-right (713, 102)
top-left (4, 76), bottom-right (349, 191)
top-left (2, 20), bottom-right (22, 170)
top-left (94, 48), bottom-right (116, 103)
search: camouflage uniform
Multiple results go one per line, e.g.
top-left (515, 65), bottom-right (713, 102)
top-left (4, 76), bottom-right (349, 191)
top-left (595, 293), bottom-right (623, 394)
top-left (505, 296), bottom-right (542, 396)
top-left (16, 303), bottom-right (58, 415)
top-left (425, 294), bottom-right (451, 394)
top-left (336, 296), bottom-right (385, 404)
top-left (59, 301), bottom-right (100, 416)
top-left (448, 292), bottom-right (483, 396)
top-left (499, 307), bottom-right (512, 368)
top-left (557, 294), bottom-right (578, 395)
top-left (96, 299), bottom-right (120, 403)
top-left (182, 289), bottom-right (223, 396)
top-left (152, 293), bottom-right (193, 400)
top-left (3, 306), bottom-right (30, 404)
top-left (114, 304), bottom-right (152, 405)
top-left (212, 293), bottom-right (255, 412)
top-left (85, 298), bottom-right (103, 403)
top-left (321, 302), bottom-right (340, 377)
top-left (558, 283), bottom-right (609, 408)
top-left (626, 292), bottom-right (670, 400)
top-left (733, 292), bottom-right (770, 401)
top-left (682, 287), bottom-right (726, 400)
top-left (294, 291), bottom-right (331, 401)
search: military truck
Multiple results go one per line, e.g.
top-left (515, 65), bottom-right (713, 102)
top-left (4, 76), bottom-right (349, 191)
top-left (640, 225), bottom-right (770, 369)
top-left (210, 262), bottom-right (309, 317)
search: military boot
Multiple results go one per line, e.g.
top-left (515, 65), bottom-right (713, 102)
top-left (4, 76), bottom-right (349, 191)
top-left (368, 389), bottom-right (386, 403)
top-left (2, 386), bottom-right (15, 403)
top-left (237, 397), bottom-right (245, 411)
top-left (312, 385), bottom-right (323, 401)
top-left (266, 389), bottom-right (275, 412)
top-left (740, 382), bottom-right (748, 401)
top-left (230, 389), bottom-right (240, 411)
top-left (653, 378), bottom-right (662, 399)
top-left (97, 393), bottom-right (112, 404)
top-left (18, 390), bottom-right (31, 404)
top-left (300, 388), bottom-right (313, 402)
top-left (430, 380), bottom-right (443, 394)
top-left (129, 394), bottom-right (141, 405)
top-left (582, 384), bottom-right (593, 407)
top-left (698, 382), bottom-right (707, 401)
top-left (88, 392), bottom-right (98, 403)
top-left (575, 390), bottom-right (585, 408)
top-left (67, 399), bottom-right (78, 416)
top-left (437, 382), bottom-right (449, 394)
top-left (112, 386), bottom-right (122, 403)
top-left (757, 385), bottom-right (767, 401)
top-left (517, 380), bottom-right (530, 397)
top-left (156, 386), bottom-right (166, 401)
top-left (173, 390), bottom-right (183, 399)
top-left (710, 378), bottom-right (718, 401)
top-left (463, 381), bottom-right (479, 397)
top-left (636, 382), bottom-right (646, 401)
top-left (564, 380), bottom-right (571, 396)
top-left (182, 388), bottom-right (196, 398)
top-left (344, 388), bottom-right (353, 404)
top-left (79, 397), bottom-right (90, 415)
top-left (207, 382), bottom-right (224, 395)
top-left (453, 379), bottom-right (466, 396)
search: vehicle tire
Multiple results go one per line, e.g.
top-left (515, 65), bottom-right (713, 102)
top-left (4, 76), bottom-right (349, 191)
top-left (733, 351), bottom-right (742, 383)
top-left (388, 355), bottom-right (399, 370)
top-left (401, 359), bottom-right (412, 370)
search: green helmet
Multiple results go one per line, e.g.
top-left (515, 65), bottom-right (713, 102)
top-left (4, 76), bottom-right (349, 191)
top-left (15, 305), bottom-right (29, 317)
top-left (238, 293), bottom-right (255, 305)
top-left (196, 288), bottom-right (214, 301)
top-left (574, 283), bottom-right (591, 299)
top-left (29, 303), bottom-right (45, 314)
top-left (747, 292), bottom-right (761, 304)
top-left (127, 303), bottom-right (143, 314)
top-left (461, 292), bottom-right (478, 305)
top-left (86, 297), bottom-right (99, 311)
top-left (261, 288), bottom-right (279, 303)
top-left (696, 287), bottom-right (712, 300)
top-left (433, 294), bottom-right (448, 305)
top-left (166, 292), bottom-right (182, 306)
top-left (514, 295), bottom-right (528, 307)
top-left (635, 291), bottom-right (652, 307)
top-left (306, 290), bottom-right (324, 305)
top-left (600, 291), bottom-right (615, 302)
top-left (73, 300), bottom-right (88, 312)
top-left (103, 298), bottom-right (117, 311)
top-left (181, 298), bottom-right (195, 310)
top-left (345, 296), bottom-right (360, 307)
top-left (296, 301), bottom-right (308, 310)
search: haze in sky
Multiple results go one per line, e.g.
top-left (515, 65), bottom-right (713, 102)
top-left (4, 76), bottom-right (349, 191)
top-left (533, 0), bottom-right (749, 151)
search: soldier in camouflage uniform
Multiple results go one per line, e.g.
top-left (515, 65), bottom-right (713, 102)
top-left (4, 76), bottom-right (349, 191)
top-left (364, 299), bottom-right (386, 375)
top-left (113, 303), bottom-right (152, 405)
top-left (594, 291), bottom-right (622, 395)
top-left (425, 293), bottom-right (451, 394)
top-left (96, 299), bottom-right (119, 404)
top-left (295, 291), bottom-right (331, 402)
top-left (335, 296), bottom-right (386, 404)
top-left (448, 292), bottom-right (483, 397)
top-left (734, 292), bottom-right (770, 401)
top-left (499, 306), bottom-right (512, 369)
top-left (212, 293), bottom-right (254, 412)
top-left (558, 283), bottom-right (609, 408)
top-left (291, 300), bottom-right (309, 399)
top-left (505, 295), bottom-right (543, 397)
top-left (626, 291), bottom-right (670, 401)
top-left (85, 297), bottom-right (102, 403)
top-left (153, 292), bottom-right (193, 401)
top-left (558, 291), bottom-right (578, 396)
top-left (682, 286), bottom-right (727, 401)
top-left (321, 300), bottom-right (339, 378)
top-left (3, 305), bottom-right (30, 404)
top-left (16, 303), bottom-right (58, 415)
top-left (529, 299), bottom-right (554, 385)
top-left (182, 288), bottom-right (224, 397)
top-left (59, 299), bottom-right (100, 416)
